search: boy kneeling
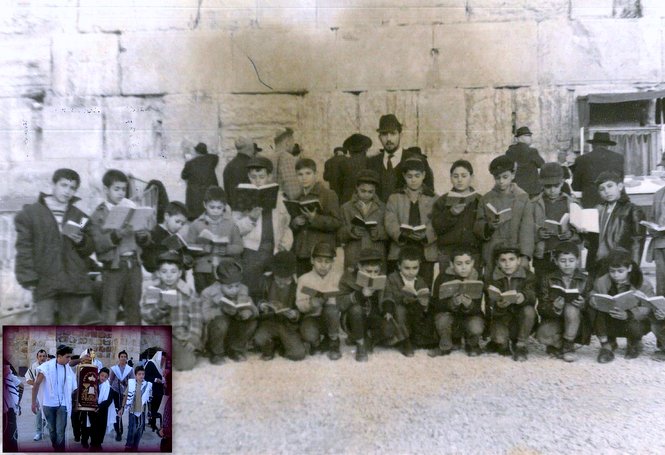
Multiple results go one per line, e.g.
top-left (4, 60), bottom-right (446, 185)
top-left (430, 247), bottom-right (484, 357)
top-left (486, 245), bottom-right (537, 361)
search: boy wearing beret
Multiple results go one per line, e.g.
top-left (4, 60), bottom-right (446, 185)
top-left (385, 157), bottom-right (438, 287)
top-left (296, 242), bottom-right (343, 360)
top-left (253, 251), bottom-right (306, 361)
top-left (141, 252), bottom-right (203, 371)
top-left (200, 261), bottom-right (258, 364)
top-left (338, 169), bottom-right (388, 272)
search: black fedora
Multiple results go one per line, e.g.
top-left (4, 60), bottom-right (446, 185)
top-left (377, 114), bottom-right (402, 133)
top-left (587, 132), bottom-right (616, 146)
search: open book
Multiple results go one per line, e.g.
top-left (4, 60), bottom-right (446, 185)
top-left (549, 285), bottom-right (580, 303)
top-left (351, 215), bottom-right (378, 229)
top-left (569, 203), bottom-right (599, 233)
top-left (438, 280), bottom-right (484, 300)
top-left (487, 285), bottom-right (519, 305)
top-left (197, 229), bottom-right (229, 245)
top-left (635, 293), bottom-right (665, 312)
top-left (486, 203), bottom-right (512, 224)
top-left (144, 286), bottom-right (178, 307)
top-left (300, 286), bottom-right (343, 299)
top-left (283, 198), bottom-right (323, 219)
top-left (215, 294), bottom-right (254, 311)
top-left (640, 220), bottom-right (665, 232)
top-left (103, 199), bottom-right (155, 231)
top-left (402, 286), bottom-right (430, 299)
top-left (544, 213), bottom-right (570, 236)
top-left (162, 233), bottom-right (205, 253)
top-left (445, 190), bottom-right (477, 207)
top-left (356, 271), bottom-right (387, 291)
top-left (260, 300), bottom-right (293, 315)
top-left (234, 183), bottom-right (280, 212)
top-left (591, 291), bottom-right (639, 313)
top-left (400, 224), bottom-right (427, 235)
top-left (62, 217), bottom-right (88, 238)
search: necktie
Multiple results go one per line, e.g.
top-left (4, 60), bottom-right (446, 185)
top-left (387, 154), bottom-right (393, 171)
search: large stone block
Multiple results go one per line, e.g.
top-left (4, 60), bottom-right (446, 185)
top-left (103, 96), bottom-right (166, 160)
top-left (257, 0), bottom-right (316, 26)
top-left (467, 0), bottom-right (568, 21)
top-left (317, 0), bottom-right (467, 26)
top-left (0, 0), bottom-right (77, 35)
top-left (230, 28), bottom-right (335, 92)
top-left (514, 87), bottom-right (541, 142)
top-left (465, 88), bottom-right (513, 155)
top-left (336, 26), bottom-right (433, 91)
top-left (0, 37), bottom-right (50, 98)
top-left (120, 31), bottom-right (233, 95)
top-left (219, 94), bottom-right (300, 127)
top-left (570, 0), bottom-right (614, 18)
top-left (40, 98), bottom-right (104, 160)
top-left (78, 0), bottom-right (203, 32)
top-left (358, 91), bottom-right (419, 154)
top-left (0, 98), bottom-right (40, 165)
top-left (538, 87), bottom-right (576, 157)
top-left (539, 19), bottom-right (662, 84)
top-left (161, 94), bottom-right (219, 160)
top-left (433, 22), bottom-right (538, 87)
top-left (52, 33), bottom-right (120, 96)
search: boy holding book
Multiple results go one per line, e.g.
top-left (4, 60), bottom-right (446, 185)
top-left (141, 201), bottom-right (189, 273)
top-left (338, 169), bottom-right (388, 272)
top-left (201, 260), bottom-right (258, 364)
top-left (295, 242), bottom-right (343, 360)
top-left (588, 248), bottom-right (653, 363)
top-left (531, 163), bottom-right (580, 277)
top-left (141, 252), bottom-right (204, 371)
top-left (187, 186), bottom-right (244, 294)
top-left (536, 242), bottom-right (591, 362)
top-left (486, 245), bottom-right (537, 361)
top-left (253, 251), bottom-right (306, 361)
top-left (429, 247), bottom-right (485, 357)
top-left (90, 169), bottom-right (152, 325)
top-left (381, 246), bottom-right (433, 357)
top-left (232, 156), bottom-right (293, 301)
top-left (385, 157), bottom-right (438, 287)
top-left (338, 248), bottom-right (387, 362)
top-left (474, 156), bottom-right (534, 279)
top-left (290, 158), bottom-right (342, 276)
top-left (15, 168), bottom-right (96, 324)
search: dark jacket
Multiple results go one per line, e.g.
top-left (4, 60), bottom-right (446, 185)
top-left (531, 192), bottom-right (581, 259)
top-left (365, 147), bottom-right (435, 202)
top-left (181, 154), bottom-right (219, 219)
top-left (572, 147), bottom-right (625, 208)
top-left (432, 266), bottom-right (483, 316)
top-left (289, 182), bottom-right (342, 259)
top-left (431, 190), bottom-right (481, 254)
top-left (338, 152), bottom-right (368, 204)
top-left (596, 194), bottom-right (646, 265)
top-left (222, 153), bottom-right (251, 211)
top-left (338, 194), bottom-right (387, 271)
top-left (259, 274), bottom-right (299, 324)
top-left (537, 268), bottom-right (589, 320)
top-left (141, 225), bottom-right (171, 274)
top-left (505, 142), bottom-right (545, 196)
top-left (14, 194), bottom-right (94, 301)
top-left (337, 270), bottom-right (383, 315)
top-left (323, 154), bottom-right (348, 202)
top-left (381, 271), bottom-right (429, 316)
top-left (487, 266), bottom-right (537, 317)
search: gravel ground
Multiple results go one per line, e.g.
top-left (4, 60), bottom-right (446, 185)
top-left (173, 333), bottom-right (665, 455)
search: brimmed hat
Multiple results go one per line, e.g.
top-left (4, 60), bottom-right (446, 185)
top-left (216, 260), bottom-right (243, 284)
top-left (311, 242), bottom-right (336, 259)
top-left (489, 155), bottom-right (515, 176)
top-left (195, 142), bottom-right (208, 154)
top-left (539, 162), bottom-right (564, 185)
top-left (399, 157), bottom-right (426, 173)
top-left (271, 251), bottom-right (297, 278)
top-left (358, 248), bottom-right (383, 264)
top-left (515, 126), bottom-right (532, 137)
top-left (246, 156), bottom-right (273, 173)
top-left (343, 134), bottom-right (372, 153)
top-left (355, 169), bottom-right (380, 186)
top-left (587, 132), bottom-right (616, 146)
top-left (377, 114), bottom-right (402, 133)
top-left (234, 136), bottom-right (254, 155)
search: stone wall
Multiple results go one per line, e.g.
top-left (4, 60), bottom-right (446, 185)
top-left (1, 0), bottom-right (664, 303)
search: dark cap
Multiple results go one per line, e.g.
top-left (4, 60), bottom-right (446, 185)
top-left (515, 127), bottom-right (532, 137)
top-left (156, 251), bottom-right (183, 267)
top-left (216, 260), bottom-right (244, 284)
top-left (377, 114), bottom-right (402, 133)
top-left (195, 142), bottom-right (208, 154)
top-left (246, 156), bottom-right (274, 173)
top-left (311, 242), bottom-right (336, 259)
top-left (554, 241), bottom-right (580, 258)
top-left (358, 248), bottom-right (383, 264)
top-left (355, 169), bottom-right (380, 186)
top-left (271, 251), bottom-right (297, 277)
top-left (539, 162), bottom-right (564, 185)
top-left (493, 243), bottom-right (521, 261)
top-left (587, 132), bottom-right (616, 146)
top-left (399, 157), bottom-right (426, 173)
top-left (489, 155), bottom-right (515, 176)
top-left (594, 171), bottom-right (622, 186)
top-left (343, 134), bottom-right (372, 153)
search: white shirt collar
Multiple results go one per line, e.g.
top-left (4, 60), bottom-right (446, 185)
top-left (383, 148), bottom-right (403, 169)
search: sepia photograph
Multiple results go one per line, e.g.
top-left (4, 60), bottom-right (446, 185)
top-left (1, 0), bottom-right (665, 453)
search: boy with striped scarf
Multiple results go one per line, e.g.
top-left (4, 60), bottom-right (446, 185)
top-left (119, 366), bottom-right (152, 451)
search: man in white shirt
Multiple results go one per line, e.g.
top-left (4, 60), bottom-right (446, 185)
top-left (32, 344), bottom-right (76, 452)
top-left (25, 349), bottom-right (48, 441)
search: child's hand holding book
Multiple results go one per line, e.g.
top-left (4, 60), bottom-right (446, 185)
top-left (609, 308), bottom-right (629, 320)
top-left (453, 293), bottom-right (473, 308)
top-left (570, 296), bottom-right (585, 309)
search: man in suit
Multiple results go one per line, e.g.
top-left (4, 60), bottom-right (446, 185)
top-left (339, 133), bottom-right (372, 204)
top-left (223, 137), bottom-right (258, 210)
top-left (572, 132), bottom-right (625, 208)
top-left (323, 146), bottom-right (347, 201)
top-left (505, 126), bottom-right (545, 198)
top-left (366, 114), bottom-right (434, 202)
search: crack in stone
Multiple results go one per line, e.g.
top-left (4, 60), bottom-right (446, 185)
top-left (192, 0), bottom-right (203, 29)
top-left (246, 54), bottom-right (274, 91)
